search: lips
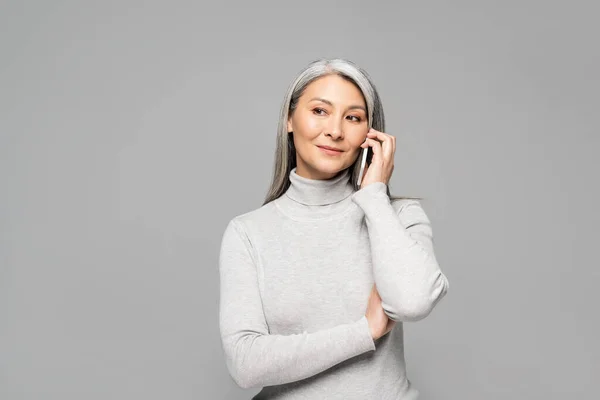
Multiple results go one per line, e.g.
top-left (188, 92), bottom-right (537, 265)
top-left (317, 145), bottom-right (343, 152)
top-left (317, 145), bottom-right (344, 156)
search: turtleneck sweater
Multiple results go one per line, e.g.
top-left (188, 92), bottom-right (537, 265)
top-left (218, 166), bottom-right (449, 399)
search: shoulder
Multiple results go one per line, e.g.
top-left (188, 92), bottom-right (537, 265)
top-left (234, 200), bottom-right (278, 223)
top-left (221, 201), bottom-right (279, 237)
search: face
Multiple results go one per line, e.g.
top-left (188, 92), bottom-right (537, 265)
top-left (287, 74), bottom-right (369, 180)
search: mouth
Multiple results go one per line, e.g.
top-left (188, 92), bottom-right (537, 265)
top-left (317, 145), bottom-right (344, 155)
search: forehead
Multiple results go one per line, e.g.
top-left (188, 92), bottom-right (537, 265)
top-left (301, 75), bottom-right (365, 105)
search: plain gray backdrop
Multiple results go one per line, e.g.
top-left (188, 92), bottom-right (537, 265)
top-left (1, 0), bottom-right (598, 399)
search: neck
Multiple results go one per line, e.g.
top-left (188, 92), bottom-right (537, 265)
top-left (285, 166), bottom-right (354, 206)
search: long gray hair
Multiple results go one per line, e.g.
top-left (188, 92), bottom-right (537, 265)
top-left (262, 58), bottom-right (422, 206)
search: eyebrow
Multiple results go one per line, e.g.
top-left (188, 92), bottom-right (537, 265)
top-left (308, 97), bottom-right (367, 113)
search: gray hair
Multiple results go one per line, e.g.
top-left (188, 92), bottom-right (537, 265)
top-left (262, 58), bottom-right (422, 205)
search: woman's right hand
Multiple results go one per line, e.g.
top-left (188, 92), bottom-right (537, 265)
top-left (365, 283), bottom-right (396, 340)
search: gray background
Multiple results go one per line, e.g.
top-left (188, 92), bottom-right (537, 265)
top-left (1, 0), bottom-right (598, 399)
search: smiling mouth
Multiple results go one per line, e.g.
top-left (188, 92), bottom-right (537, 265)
top-left (317, 145), bottom-right (344, 155)
top-left (317, 146), bottom-right (343, 152)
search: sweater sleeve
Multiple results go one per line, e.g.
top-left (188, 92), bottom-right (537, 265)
top-left (218, 219), bottom-right (376, 389)
top-left (351, 182), bottom-right (449, 322)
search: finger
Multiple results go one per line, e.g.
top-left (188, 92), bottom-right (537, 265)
top-left (361, 138), bottom-right (383, 162)
top-left (368, 128), bottom-right (388, 137)
top-left (366, 132), bottom-right (394, 162)
top-left (367, 130), bottom-right (395, 148)
top-left (386, 319), bottom-right (396, 332)
top-left (369, 131), bottom-right (395, 155)
top-left (367, 129), bottom-right (394, 143)
top-left (373, 286), bottom-right (381, 299)
top-left (361, 138), bottom-right (381, 149)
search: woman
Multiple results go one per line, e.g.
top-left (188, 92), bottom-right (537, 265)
top-left (218, 58), bottom-right (449, 399)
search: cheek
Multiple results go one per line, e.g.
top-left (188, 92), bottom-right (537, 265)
top-left (348, 129), bottom-right (368, 147)
top-left (293, 118), bottom-right (322, 143)
top-left (301, 117), bottom-right (321, 132)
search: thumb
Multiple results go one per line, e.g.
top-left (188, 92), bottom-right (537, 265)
top-left (386, 318), bottom-right (397, 331)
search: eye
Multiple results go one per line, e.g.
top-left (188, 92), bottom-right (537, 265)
top-left (347, 115), bottom-right (362, 122)
top-left (313, 108), bottom-right (326, 115)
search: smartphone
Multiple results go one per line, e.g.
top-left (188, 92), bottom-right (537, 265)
top-left (356, 146), bottom-right (373, 186)
top-left (357, 122), bottom-right (374, 186)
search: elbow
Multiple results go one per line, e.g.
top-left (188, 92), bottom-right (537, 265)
top-left (222, 335), bottom-right (263, 389)
top-left (226, 360), bottom-right (251, 389)
top-left (384, 275), bottom-right (449, 322)
top-left (383, 300), bottom-right (434, 322)
top-left (231, 371), bottom-right (257, 390)
top-left (225, 354), bottom-right (260, 389)
top-left (224, 350), bottom-right (261, 389)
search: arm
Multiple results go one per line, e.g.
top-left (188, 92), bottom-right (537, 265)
top-left (351, 182), bottom-right (449, 322)
top-left (218, 219), bottom-right (376, 389)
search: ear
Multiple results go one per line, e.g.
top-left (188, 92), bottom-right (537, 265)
top-left (287, 117), bottom-right (293, 133)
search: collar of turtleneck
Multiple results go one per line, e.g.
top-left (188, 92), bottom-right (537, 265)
top-left (273, 167), bottom-right (357, 221)
top-left (285, 167), bottom-right (355, 206)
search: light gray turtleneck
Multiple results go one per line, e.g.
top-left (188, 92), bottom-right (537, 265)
top-left (218, 167), bottom-right (449, 399)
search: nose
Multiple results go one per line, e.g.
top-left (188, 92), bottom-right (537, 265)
top-left (325, 117), bottom-right (344, 140)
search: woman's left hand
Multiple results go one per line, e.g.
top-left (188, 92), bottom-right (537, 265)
top-left (359, 128), bottom-right (395, 189)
